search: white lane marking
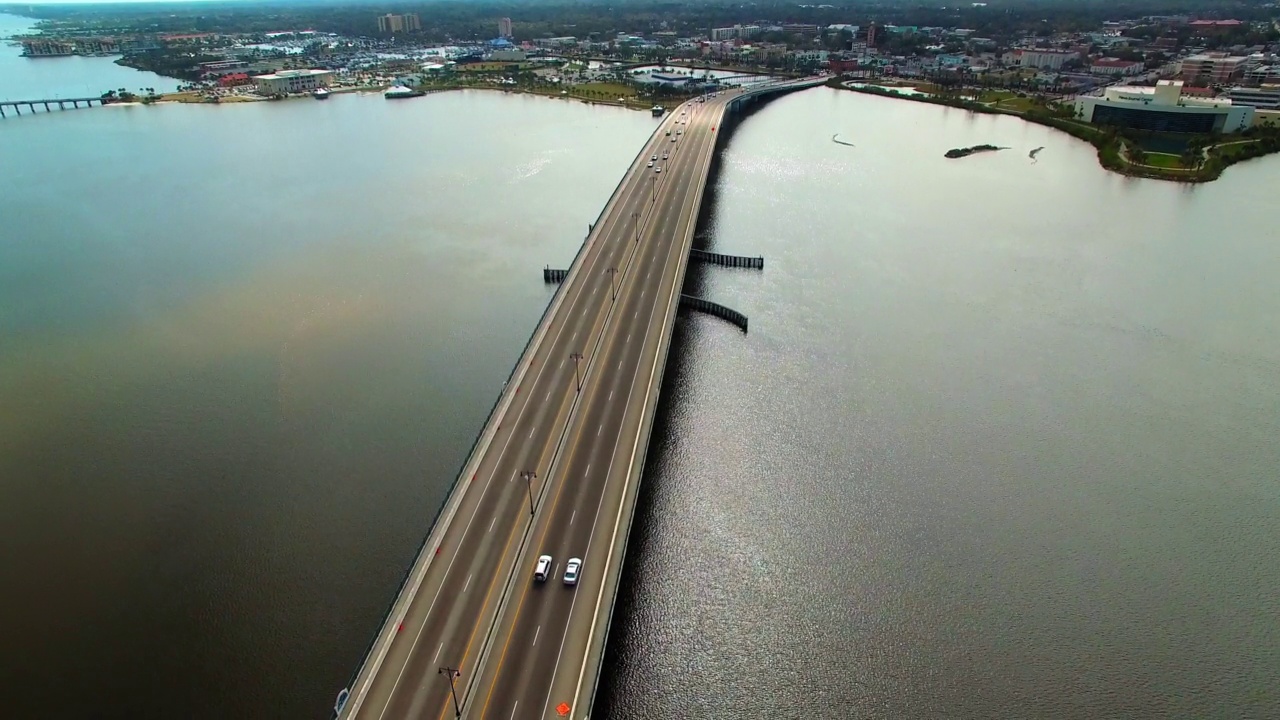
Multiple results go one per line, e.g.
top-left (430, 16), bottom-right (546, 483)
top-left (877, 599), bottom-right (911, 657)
top-left (609, 389), bottom-right (614, 401)
top-left (560, 357), bottom-right (566, 368)
top-left (545, 390), bottom-right (550, 402)
top-left (463, 573), bottom-right (472, 593)
top-left (617, 359), bottom-right (623, 370)
top-left (529, 427), bottom-right (535, 439)
top-left (488, 517), bottom-right (496, 533)
top-left (570, 510), bottom-right (577, 525)
top-left (376, 406), bottom-right (517, 718)
top-left (585, 463), bottom-right (591, 476)
top-left (566, 91), bottom-right (720, 718)
top-left (434, 642), bottom-right (443, 664)
top-left (593, 285), bottom-right (598, 294)
top-left (597, 424), bottom-right (602, 436)
top-left (633, 310), bottom-right (638, 319)
top-left (510, 702), bottom-right (519, 720)
top-left (572, 329), bottom-right (578, 341)
top-left (626, 333), bottom-right (631, 343)
top-left (533, 626), bottom-right (541, 647)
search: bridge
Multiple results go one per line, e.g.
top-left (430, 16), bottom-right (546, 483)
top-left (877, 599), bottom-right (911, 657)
top-left (0, 96), bottom-right (106, 117)
top-left (336, 76), bottom-right (825, 720)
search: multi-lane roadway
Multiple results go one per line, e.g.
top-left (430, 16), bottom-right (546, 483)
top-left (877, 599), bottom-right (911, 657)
top-left (344, 88), bottom-right (743, 720)
top-left (466, 91), bottom-right (734, 720)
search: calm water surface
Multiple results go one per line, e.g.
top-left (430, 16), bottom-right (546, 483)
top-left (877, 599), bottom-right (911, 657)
top-left (2, 74), bottom-right (1277, 717)
top-left (599, 88), bottom-right (1280, 718)
top-left (0, 90), bottom-right (657, 717)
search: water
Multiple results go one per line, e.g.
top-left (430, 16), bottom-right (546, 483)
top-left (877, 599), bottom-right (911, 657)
top-left (0, 13), bottom-right (182, 101)
top-left (0, 89), bottom-right (658, 717)
top-left (597, 88), bottom-right (1280, 718)
top-left (2, 67), bottom-right (1278, 718)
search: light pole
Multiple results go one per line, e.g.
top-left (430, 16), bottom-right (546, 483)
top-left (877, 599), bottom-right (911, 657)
top-left (438, 667), bottom-right (461, 718)
top-left (570, 352), bottom-right (583, 392)
top-left (520, 470), bottom-right (536, 515)
top-left (650, 175), bottom-right (656, 204)
top-left (632, 211), bottom-right (640, 243)
top-left (606, 267), bottom-right (619, 301)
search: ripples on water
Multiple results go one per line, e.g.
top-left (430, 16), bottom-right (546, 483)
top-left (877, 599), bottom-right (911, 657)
top-left (597, 88), bottom-right (1280, 719)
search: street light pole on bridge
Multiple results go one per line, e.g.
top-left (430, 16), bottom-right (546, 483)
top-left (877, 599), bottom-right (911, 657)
top-left (519, 470), bottom-right (536, 515)
top-left (632, 211), bottom-right (640, 243)
top-left (606, 267), bottom-right (619, 301)
top-left (437, 667), bottom-right (462, 718)
top-left (570, 352), bottom-right (583, 392)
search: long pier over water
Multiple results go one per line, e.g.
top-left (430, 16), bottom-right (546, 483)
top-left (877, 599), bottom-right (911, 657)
top-left (336, 76), bottom-right (826, 720)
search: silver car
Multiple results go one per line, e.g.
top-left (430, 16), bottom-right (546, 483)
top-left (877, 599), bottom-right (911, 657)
top-left (563, 558), bottom-right (582, 586)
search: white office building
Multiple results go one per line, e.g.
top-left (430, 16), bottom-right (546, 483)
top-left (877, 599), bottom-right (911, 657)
top-left (1014, 49), bottom-right (1078, 70)
top-left (1074, 80), bottom-right (1254, 134)
top-left (253, 69), bottom-right (334, 95)
top-left (1227, 85), bottom-right (1280, 109)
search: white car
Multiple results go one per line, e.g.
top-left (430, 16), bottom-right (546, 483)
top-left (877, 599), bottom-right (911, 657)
top-left (647, 160), bottom-right (654, 167)
top-left (563, 558), bottom-right (582, 586)
top-left (662, 153), bottom-right (668, 160)
top-left (655, 167), bottom-right (661, 173)
top-left (651, 155), bottom-right (657, 161)
top-left (534, 555), bottom-right (552, 583)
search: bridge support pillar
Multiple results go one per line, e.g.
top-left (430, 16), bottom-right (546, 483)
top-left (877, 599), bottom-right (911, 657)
top-left (43, 102), bottom-right (50, 112)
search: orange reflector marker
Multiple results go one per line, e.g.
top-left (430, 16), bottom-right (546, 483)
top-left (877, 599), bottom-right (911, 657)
top-left (556, 702), bottom-right (571, 715)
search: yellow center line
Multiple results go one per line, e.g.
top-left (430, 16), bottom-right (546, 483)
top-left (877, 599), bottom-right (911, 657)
top-left (474, 143), bottom-right (676, 718)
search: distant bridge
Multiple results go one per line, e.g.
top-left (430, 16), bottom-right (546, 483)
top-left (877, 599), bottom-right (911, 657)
top-left (0, 97), bottom-right (106, 118)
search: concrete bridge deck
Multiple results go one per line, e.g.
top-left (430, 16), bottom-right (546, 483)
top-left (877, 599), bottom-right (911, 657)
top-left (336, 76), bottom-right (824, 720)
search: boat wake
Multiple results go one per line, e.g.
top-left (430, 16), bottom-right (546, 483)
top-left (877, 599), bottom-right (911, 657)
top-left (832, 133), bottom-right (855, 147)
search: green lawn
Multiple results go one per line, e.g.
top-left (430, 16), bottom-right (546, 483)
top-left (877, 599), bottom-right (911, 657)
top-left (573, 82), bottom-right (637, 98)
top-left (1142, 152), bottom-right (1185, 169)
top-left (978, 90), bottom-right (1016, 103)
top-left (994, 96), bottom-right (1038, 112)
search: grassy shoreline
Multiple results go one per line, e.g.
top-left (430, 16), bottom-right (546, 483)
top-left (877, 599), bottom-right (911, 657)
top-left (832, 78), bottom-right (1280, 183)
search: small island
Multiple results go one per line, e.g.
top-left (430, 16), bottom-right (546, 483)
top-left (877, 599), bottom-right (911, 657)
top-left (945, 144), bottom-right (1005, 159)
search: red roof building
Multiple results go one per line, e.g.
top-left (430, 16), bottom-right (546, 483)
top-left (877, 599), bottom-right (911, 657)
top-left (218, 73), bottom-right (251, 87)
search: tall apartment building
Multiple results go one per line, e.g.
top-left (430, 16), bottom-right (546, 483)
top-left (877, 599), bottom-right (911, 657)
top-left (709, 24), bottom-right (762, 41)
top-left (377, 13), bottom-right (421, 34)
top-left (1179, 53), bottom-right (1250, 84)
top-left (866, 23), bottom-right (878, 48)
top-left (498, 17), bottom-right (513, 38)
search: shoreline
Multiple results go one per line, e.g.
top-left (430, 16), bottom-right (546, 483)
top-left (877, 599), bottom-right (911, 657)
top-left (831, 78), bottom-right (1280, 183)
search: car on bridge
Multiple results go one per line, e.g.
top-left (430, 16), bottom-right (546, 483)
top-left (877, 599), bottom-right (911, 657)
top-left (534, 554), bottom-right (553, 583)
top-left (563, 558), bottom-right (582, 586)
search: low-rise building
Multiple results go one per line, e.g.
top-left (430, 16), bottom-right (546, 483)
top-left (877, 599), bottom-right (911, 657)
top-left (1090, 58), bottom-right (1144, 76)
top-left (1074, 79), bottom-right (1254, 133)
top-left (1179, 53), bottom-right (1251, 83)
top-left (253, 69), bottom-right (334, 95)
top-left (1226, 85), bottom-right (1280, 109)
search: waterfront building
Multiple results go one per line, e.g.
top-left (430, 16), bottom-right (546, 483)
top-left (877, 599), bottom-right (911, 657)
top-left (20, 39), bottom-right (75, 57)
top-left (377, 13), bottom-right (421, 34)
top-left (1179, 53), bottom-right (1251, 84)
top-left (709, 25), bottom-right (761, 41)
top-left (253, 69), bottom-right (334, 95)
top-left (1073, 80), bottom-right (1254, 134)
top-left (498, 17), bottom-right (513, 38)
